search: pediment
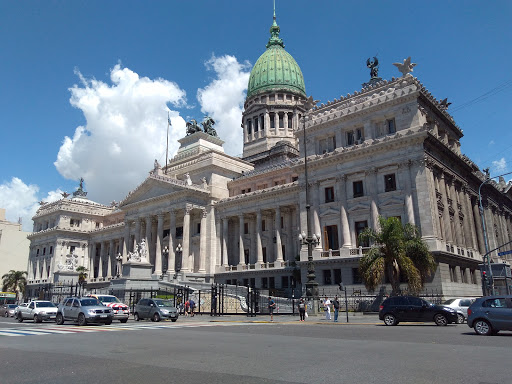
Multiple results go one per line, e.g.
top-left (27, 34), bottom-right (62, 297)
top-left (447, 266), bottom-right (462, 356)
top-left (119, 177), bottom-right (189, 207)
top-left (320, 207), bottom-right (340, 217)
top-left (380, 196), bottom-right (404, 206)
top-left (348, 203), bottom-right (370, 212)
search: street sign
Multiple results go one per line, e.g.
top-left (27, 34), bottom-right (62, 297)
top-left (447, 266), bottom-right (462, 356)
top-left (497, 250), bottom-right (512, 256)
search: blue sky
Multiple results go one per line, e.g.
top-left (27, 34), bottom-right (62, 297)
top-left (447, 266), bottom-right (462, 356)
top-left (1, 1), bottom-right (511, 230)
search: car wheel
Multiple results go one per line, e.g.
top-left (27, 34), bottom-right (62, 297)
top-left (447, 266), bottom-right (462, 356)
top-left (4, 312), bottom-right (8, 318)
top-left (56, 313), bottom-right (64, 325)
top-left (474, 320), bottom-right (492, 336)
top-left (17, 313), bottom-right (23, 323)
top-left (120, 318), bottom-right (128, 323)
top-left (153, 313), bottom-right (161, 322)
top-left (34, 315), bottom-right (41, 323)
top-left (456, 313), bottom-right (465, 324)
top-left (77, 313), bottom-right (87, 326)
top-left (134, 313), bottom-right (140, 321)
top-left (383, 313), bottom-right (397, 326)
top-left (171, 318), bottom-right (177, 322)
top-left (434, 314), bottom-right (448, 326)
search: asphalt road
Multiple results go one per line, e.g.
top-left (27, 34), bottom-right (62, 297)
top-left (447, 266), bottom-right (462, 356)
top-left (0, 315), bottom-right (510, 384)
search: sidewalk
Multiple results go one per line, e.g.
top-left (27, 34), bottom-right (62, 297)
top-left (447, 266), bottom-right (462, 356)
top-left (185, 312), bottom-right (380, 325)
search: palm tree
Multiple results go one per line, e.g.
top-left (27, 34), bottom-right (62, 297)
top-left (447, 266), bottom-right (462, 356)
top-left (1, 270), bottom-right (27, 302)
top-left (76, 266), bottom-right (88, 286)
top-left (358, 216), bottom-right (436, 296)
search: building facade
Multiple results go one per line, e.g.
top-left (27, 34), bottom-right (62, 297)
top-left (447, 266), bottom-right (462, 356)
top-left (0, 208), bottom-right (31, 279)
top-left (26, 11), bottom-right (512, 299)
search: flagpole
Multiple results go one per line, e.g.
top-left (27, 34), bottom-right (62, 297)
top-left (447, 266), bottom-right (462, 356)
top-left (166, 112), bottom-right (170, 174)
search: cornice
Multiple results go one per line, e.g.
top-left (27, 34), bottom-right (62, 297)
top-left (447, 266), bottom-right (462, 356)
top-left (216, 182), bottom-right (299, 208)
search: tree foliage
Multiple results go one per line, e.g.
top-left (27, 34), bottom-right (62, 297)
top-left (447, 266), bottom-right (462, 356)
top-left (76, 266), bottom-right (88, 286)
top-left (358, 216), bottom-right (436, 296)
top-left (1, 270), bottom-right (27, 302)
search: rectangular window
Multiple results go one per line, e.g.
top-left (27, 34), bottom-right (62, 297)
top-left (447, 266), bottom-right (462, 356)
top-left (262, 220), bottom-right (266, 231)
top-left (241, 189), bottom-right (245, 194)
top-left (43, 247), bottom-right (46, 255)
top-left (319, 136), bottom-right (336, 154)
top-left (346, 131), bottom-right (354, 146)
top-left (247, 188), bottom-right (251, 193)
top-left (261, 277), bottom-right (268, 288)
top-left (279, 113), bottom-right (284, 128)
top-left (244, 223), bottom-right (249, 234)
top-left (387, 118), bottom-right (396, 134)
top-left (270, 113), bottom-right (275, 129)
top-left (292, 176), bottom-right (298, 182)
top-left (355, 221), bottom-right (369, 247)
top-left (280, 216), bottom-right (284, 229)
top-left (281, 276), bottom-right (289, 288)
top-left (324, 187), bottom-right (335, 203)
top-left (470, 269), bottom-right (477, 284)
top-left (333, 269), bottom-right (342, 284)
top-left (356, 128), bottom-right (363, 141)
top-left (247, 120), bottom-right (252, 135)
top-left (352, 268), bottom-right (363, 284)
top-left (262, 247), bottom-right (267, 263)
top-left (175, 226), bottom-right (183, 238)
top-left (323, 270), bottom-right (332, 285)
top-left (197, 223), bottom-right (201, 234)
top-left (269, 276), bottom-right (275, 288)
top-left (287, 113), bottom-right (293, 129)
top-left (353, 181), bottom-right (364, 198)
top-left (323, 225), bottom-right (339, 250)
top-left (254, 117), bottom-right (259, 132)
top-left (384, 174), bottom-right (397, 192)
top-left (449, 266), bottom-right (457, 282)
top-left (460, 268), bottom-right (468, 284)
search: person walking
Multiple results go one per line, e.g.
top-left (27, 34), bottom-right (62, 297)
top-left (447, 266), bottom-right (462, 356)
top-left (268, 297), bottom-right (276, 321)
top-left (298, 298), bottom-right (306, 321)
top-left (333, 296), bottom-right (340, 322)
top-left (189, 298), bottom-right (196, 317)
top-left (324, 296), bottom-right (331, 320)
top-left (184, 299), bottom-right (190, 317)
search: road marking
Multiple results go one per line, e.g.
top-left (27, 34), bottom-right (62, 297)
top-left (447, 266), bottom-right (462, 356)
top-left (0, 321), bottom-right (248, 337)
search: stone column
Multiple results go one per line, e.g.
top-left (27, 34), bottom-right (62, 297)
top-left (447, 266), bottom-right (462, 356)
top-left (427, 164), bottom-right (440, 238)
top-left (256, 210), bottom-right (263, 264)
top-left (134, 219), bottom-right (141, 248)
top-left (243, 119), bottom-right (249, 143)
top-left (275, 206), bottom-right (283, 263)
top-left (264, 111), bottom-right (270, 137)
top-left (274, 113), bottom-right (279, 134)
top-left (107, 240), bottom-right (114, 277)
top-left (367, 168), bottom-right (379, 230)
top-left (438, 172), bottom-right (453, 243)
top-left (312, 181), bottom-right (322, 247)
top-left (337, 175), bottom-right (351, 247)
top-left (123, 221), bottom-right (130, 263)
top-left (283, 113), bottom-right (289, 136)
top-left (458, 186), bottom-right (473, 249)
top-left (167, 210), bottom-right (176, 275)
top-left (199, 209), bottom-right (207, 273)
top-left (464, 191), bottom-right (479, 251)
top-left (99, 242), bottom-right (105, 277)
top-left (472, 198), bottom-right (486, 254)
top-left (238, 214), bottom-right (245, 266)
top-left (222, 217), bottom-right (228, 266)
top-left (143, 216), bottom-right (151, 263)
top-left (182, 206), bottom-right (191, 272)
top-left (402, 161), bottom-right (416, 225)
top-left (154, 213), bottom-right (164, 275)
top-left (448, 179), bottom-right (463, 246)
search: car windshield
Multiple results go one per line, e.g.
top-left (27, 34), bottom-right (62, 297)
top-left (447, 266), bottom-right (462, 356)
top-left (153, 299), bottom-right (173, 307)
top-left (97, 296), bottom-right (120, 303)
top-left (36, 302), bottom-right (56, 308)
top-left (79, 298), bottom-right (100, 306)
top-left (8, 304), bottom-right (18, 308)
top-left (423, 299), bottom-right (434, 306)
top-left (443, 299), bottom-right (456, 305)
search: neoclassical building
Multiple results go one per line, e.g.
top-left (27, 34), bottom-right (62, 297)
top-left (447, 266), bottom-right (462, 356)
top-left (26, 10), bottom-right (512, 298)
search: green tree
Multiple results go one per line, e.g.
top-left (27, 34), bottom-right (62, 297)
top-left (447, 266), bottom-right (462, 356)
top-left (76, 266), bottom-right (88, 286)
top-left (358, 216), bottom-right (436, 296)
top-left (1, 270), bottom-right (27, 302)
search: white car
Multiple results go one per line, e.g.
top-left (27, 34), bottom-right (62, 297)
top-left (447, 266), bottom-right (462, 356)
top-left (443, 298), bottom-right (476, 323)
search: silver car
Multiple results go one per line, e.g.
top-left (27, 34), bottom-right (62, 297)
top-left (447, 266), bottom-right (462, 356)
top-left (442, 298), bottom-right (476, 323)
top-left (134, 298), bottom-right (179, 322)
top-left (56, 297), bottom-right (112, 326)
top-left (0, 304), bottom-right (18, 317)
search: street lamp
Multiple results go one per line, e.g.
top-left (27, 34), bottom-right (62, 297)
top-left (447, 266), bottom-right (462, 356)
top-left (300, 96), bottom-right (320, 308)
top-left (115, 253), bottom-right (122, 278)
top-left (174, 244), bottom-right (183, 280)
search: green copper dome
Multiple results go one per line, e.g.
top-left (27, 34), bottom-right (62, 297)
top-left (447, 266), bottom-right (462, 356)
top-left (247, 10), bottom-right (306, 99)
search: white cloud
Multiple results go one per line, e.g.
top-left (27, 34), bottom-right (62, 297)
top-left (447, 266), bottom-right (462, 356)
top-left (0, 177), bottom-right (62, 231)
top-left (54, 64), bottom-right (188, 204)
top-left (197, 55), bottom-right (251, 156)
top-left (489, 140), bottom-right (495, 146)
top-left (492, 157), bottom-right (507, 173)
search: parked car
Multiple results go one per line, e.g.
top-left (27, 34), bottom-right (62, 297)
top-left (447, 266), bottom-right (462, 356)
top-left (442, 298), bottom-right (476, 323)
top-left (87, 294), bottom-right (129, 323)
top-left (467, 295), bottom-right (512, 336)
top-left (0, 304), bottom-right (18, 317)
top-left (379, 296), bottom-right (458, 326)
top-left (134, 298), bottom-right (179, 322)
top-left (16, 300), bottom-right (58, 323)
top-left (56, 297), bottom-right (112, 326)
top-left (13, 303), bottom-right (28, 317)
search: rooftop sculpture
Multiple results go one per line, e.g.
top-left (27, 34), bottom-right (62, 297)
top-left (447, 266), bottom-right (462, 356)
top-left (393, 56), bottom-right (417, 76)
top-left (186, 116), bottom-right (218, 138)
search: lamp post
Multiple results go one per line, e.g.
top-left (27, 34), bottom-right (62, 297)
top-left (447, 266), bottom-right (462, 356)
top-left (299, 96), bottom-right (320, 311)
top-left (115, 253), bottom-right (122, 278)
top-left (478, 170), bottom-right (512, 295)
top-left (174, 244), bottom-right (183, 280)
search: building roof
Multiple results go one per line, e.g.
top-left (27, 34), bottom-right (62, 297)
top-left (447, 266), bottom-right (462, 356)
top-left (246, 8), bottom-right (305, 98)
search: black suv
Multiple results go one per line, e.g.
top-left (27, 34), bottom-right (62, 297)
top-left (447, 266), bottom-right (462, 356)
top-left (379, 296), bottom-right (458, 326)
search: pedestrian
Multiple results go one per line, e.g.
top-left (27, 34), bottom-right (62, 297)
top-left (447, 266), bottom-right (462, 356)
top-left (298, 298), bottom-right (306, 321)
top-left (268, 297), bottom-right (276, 321)
top-left (324, 296), bottom-right (331, 320)
top-left (189, 298), bottom-right (196, 317)
top-left (333, 296), bottom-right (340, 322)
top-left (184, 299), bottom-right (190, 317)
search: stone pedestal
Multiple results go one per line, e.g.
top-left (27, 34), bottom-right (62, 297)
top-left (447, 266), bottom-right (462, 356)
top-left (53, 270), bottom-right (79, 285)
top-left (108, 262), bottom-right (160, 291)
top-left (122, 262), bottom-right (153, 279)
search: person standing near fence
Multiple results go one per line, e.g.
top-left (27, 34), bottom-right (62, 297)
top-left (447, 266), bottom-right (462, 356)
top-left (189, 298), bottom-right (196, 317)
top-left (268, 297), bottom-right (276, 321)
top-left (298, 298), bottom-right (306, 321)
top-left (332, 296), bottom-right (340, 322)
top-left (324, 296), bottom-right (331, 320)
top-left (184, 299), bottom-right (190, 317)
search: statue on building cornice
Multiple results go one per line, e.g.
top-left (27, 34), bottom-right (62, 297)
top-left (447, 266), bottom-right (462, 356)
top-left (367, 56), bottom-right (380, 79)
top-left (61, 191), bottom-right (70, 199)
top-left (73, 177), bottom-right (88, 198)
top-left (186, 119), bottom-right (202, 136)
top-left (201, 116), bottom-right (218, 137)
top-left (393, 56), bottom-right (417, 77)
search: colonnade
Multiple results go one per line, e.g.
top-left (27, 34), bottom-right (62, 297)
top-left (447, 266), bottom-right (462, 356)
top-left (243, 110), bottom-right (299, 143)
